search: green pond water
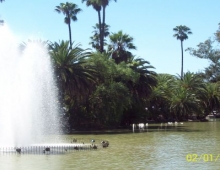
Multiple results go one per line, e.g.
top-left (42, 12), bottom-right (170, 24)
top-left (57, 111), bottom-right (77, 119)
top-left (1, 122), bottom-right (220, 170)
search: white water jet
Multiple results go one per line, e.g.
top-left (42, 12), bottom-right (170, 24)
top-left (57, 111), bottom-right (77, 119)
top-left (0, 25), bottom-right (61, 147)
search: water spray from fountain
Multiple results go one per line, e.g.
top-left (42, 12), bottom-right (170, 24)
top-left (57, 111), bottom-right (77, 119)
top-left (0, 25), bottom-right (109, 154)
top-left (0, 24), bottom-right (61, 147)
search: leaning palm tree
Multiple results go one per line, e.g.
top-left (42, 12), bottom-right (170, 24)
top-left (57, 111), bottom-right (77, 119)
top-left (55, 2), bottom-right (82, 48)
top-left (173, 25), bottom-right (192, 79)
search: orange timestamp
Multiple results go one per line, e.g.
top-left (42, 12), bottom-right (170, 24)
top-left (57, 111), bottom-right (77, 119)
top-left (186, 154), bottom-right (220, 162)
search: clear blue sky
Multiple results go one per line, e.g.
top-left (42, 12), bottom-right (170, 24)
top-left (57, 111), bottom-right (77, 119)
top-left (0, 0), bottom-right (219, 75)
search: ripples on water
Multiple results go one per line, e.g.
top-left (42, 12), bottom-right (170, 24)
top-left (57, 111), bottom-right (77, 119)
top-left (1, 122), bottom-right (220, 170)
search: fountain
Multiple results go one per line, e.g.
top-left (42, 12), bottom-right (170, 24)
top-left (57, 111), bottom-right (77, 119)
top-left (0, 25), bottom-right (61, 148)
top-left (0, 25), bottom-right (109, 154)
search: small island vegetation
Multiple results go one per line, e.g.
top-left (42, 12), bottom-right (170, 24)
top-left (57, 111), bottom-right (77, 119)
top-left (50, 1), bottom-right (220, 131)
top-left (2, 1), bottom-right (220, 131)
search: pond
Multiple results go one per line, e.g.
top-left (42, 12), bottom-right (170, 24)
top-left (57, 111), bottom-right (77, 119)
top-left (1, 122), bottom-right (220, 170)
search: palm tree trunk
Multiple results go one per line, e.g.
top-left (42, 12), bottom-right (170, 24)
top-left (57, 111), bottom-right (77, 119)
top-left (101, 6), bottom-right (106, 53)
top-left (181, 40), bottom-right (184, 79)
top-left (98, 10), bottom-right (102, 53)
top-left (68, 22), bottom-right (72, 49)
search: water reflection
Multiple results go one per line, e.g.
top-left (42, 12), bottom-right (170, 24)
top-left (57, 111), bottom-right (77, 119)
top-left (0, 122), bottom-right (220, 170)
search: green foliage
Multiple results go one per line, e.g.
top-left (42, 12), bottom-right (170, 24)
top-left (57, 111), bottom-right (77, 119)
top-left (149, 74), bottom-right (174, 119)
top-left (187, 39), bottom-right (220, 82)
top-left (200, 82), bottom-right (220, 114)
top-left (90, 82), bottom-right (131, 127)
top-left (170, 72), bottom-right (204, 118)
top-left (49, 40), bottom-right (95, 104)
top-left (108, 30), bottom-right (136, 64)
top-left (175, 72), bottom-right (205, 93)
top-left (90, 23), bottom-right (110, 50)
top-left (87, 52), bottom-right (139, 83)
top-left (150, 72), bottom-right (213, 120)
top-left (84, 52), bottom-right (139, 127)
top-left (169, 87), bottom-right (200, 119)
top-left (120, 57), bottom-right (157, 123)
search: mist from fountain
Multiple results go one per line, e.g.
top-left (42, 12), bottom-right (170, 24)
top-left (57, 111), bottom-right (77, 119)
top-left (0, 25), bottom-right (61, 147)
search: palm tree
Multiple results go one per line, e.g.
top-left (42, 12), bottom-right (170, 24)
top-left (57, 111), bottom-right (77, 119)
top-left (82, 0), bottom-right (116, 53)
top-left (108, 30), bottom-right (136, 63)
top-left (176, 72), bottom-right (205, 93)
top-left (90, 23), bottom-right (110, 50)
top-left (55, 2), bottom-right (82, 49)
top-left (200, 82), bottom-right (220, 115)
top-left (148, 74), bottom-right (175, 119)
top-left (126, 56), bottom-right (157, 102)
top-left (119, 56), bottom-right (157, 124)
top-left (99, 0), bottom-right (116, 53)
top-left (82, 0), bottom-right (102, 51)
top-left (169, 72), bottom-right (204, 120)
top-left (169, 87), bottom-right (200, 120)
top-left (49, 40), bottom-right (95, 101)
top-left (173, 25), bottom-right (192, 79)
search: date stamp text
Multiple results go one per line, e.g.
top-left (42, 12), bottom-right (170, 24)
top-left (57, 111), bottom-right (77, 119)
top-left (186, 154), bottom-right (220, 162)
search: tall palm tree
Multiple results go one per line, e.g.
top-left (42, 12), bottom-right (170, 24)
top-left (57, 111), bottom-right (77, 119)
top-left (108, 30), bottom-right (136, 63)
top-left (82, 0), bottom-right (116, 53)
top-left (99, 0), bottom-right (116, 53)
top-left (55, 2), bottom-right (82, 49)
top-left (82, 0), bottom-right (102, 51)
top-left (173, 25), bottom-right (192, 79)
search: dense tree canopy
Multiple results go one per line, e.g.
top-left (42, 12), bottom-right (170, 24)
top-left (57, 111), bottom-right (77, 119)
top-left (3, 1), bottom-right (218, 129)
